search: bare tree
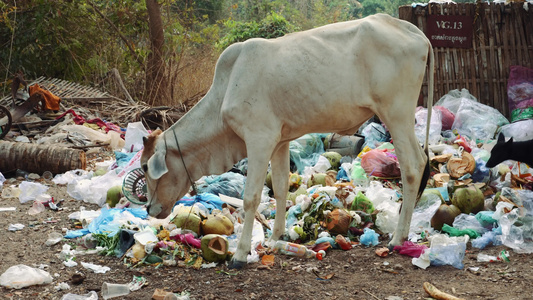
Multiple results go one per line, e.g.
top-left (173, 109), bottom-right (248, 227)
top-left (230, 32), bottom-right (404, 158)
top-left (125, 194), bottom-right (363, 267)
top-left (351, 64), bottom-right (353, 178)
top-left (146, 0), bottom-right (170, 106)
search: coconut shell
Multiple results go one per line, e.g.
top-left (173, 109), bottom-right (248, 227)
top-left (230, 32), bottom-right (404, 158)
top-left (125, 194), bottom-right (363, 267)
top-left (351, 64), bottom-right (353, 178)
top-left (451, 185), bottom-right (485, 214)
top-left (447, 152), bottom-right (476, 179)
top-left (202, 214), bottom-right (234, 236)
top-left (431, 204), bottom-right (461, 231)
top-left (172, 211), bottom-right (202, 235)
top-left (201, 234), bottom-right (229, 262)
top-left (433, 173), bottom-right (450, 187)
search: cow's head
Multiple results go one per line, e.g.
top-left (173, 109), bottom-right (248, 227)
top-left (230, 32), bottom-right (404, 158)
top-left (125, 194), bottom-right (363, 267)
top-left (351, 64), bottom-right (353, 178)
top-left (141, 129), bottom-right (190, 218)
top-left (486, 133), bottom-right (512, 168)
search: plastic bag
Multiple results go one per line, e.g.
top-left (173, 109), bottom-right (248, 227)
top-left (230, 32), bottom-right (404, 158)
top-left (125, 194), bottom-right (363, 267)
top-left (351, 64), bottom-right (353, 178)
top-left (197, 172), bottom-right (246, 199)
top-left (472, 229), bottom-right (499, 249)
top-left (61, 291), bottom-right (98, 300)
top-left (428, 234), bottom-right (468, 269)
top-left (289, 133), bottom-right (326, 174)
top-left (497, 208), bottom-right (533, 253)
top-left (349, 160), bottom-right (368, 186)
top-left (18, 181), bottom-right (49, 203)
top-left (410, 191), bottom-right (441, 233)
top-left (393, 241), bottom-right (428, 258)
top-left (452, 213), bottom-right (488, 235)
top-left (0, 264), bottom-right (53, 289)
top-left (365, 181), bottom-right (399, 207)
top-left (434, 105), bottom-right (455, 131)
top-left (68, 171), bottom-right (122, 206)
top-left (375, 200), bottom-right (400, 234)
top-left (360, 228), bottom-right (380, 246)
top-left (435, 88), bottom-right (479, 114)
top-left (123, 122), bottom-right (149, 152)
top-left (507, 65), bottom-right (533, 121)
top-left (499, 119), bottom-right (533, 142)
top-left (360, 149), bottom-right (400, 178)
top-left (452, 97), bottom-right (509, 141)
top-left (0, 171), bottom-right (5, 189)
top-left (361, 122), bottom-right (389, 148)
top-left (414, 107), bottom-right (442, 145)
top-left (53, 169), bottom-right (92, 185)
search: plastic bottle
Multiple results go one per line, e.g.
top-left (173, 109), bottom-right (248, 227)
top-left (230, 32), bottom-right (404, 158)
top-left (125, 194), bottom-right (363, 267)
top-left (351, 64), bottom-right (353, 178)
top-left (273, 240), bottom-right (317, 258)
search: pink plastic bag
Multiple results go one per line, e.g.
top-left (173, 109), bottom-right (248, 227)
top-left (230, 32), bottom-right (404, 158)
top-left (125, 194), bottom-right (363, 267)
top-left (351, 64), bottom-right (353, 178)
top-left (434, 106), bottom-right (455, 131)
top-left (360, 149), bottom-right (401, 178)
top-left (393, 241), bottom-right (428, 258)
top-left (507, 65), bottom-right (533, 112)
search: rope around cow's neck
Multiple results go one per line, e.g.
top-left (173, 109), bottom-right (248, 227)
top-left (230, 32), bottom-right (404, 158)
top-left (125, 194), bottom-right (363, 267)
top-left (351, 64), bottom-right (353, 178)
top-left (164, 129), bottom-right (199, 197)
top-left (162, 130), bottom-right (199, 244)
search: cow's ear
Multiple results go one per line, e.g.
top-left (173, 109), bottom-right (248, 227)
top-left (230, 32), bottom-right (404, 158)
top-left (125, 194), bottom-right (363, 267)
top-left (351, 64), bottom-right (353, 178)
top-left (147, 149), bottom-right (168, 180)
top-left (497, 133), bottom-right (505, 143)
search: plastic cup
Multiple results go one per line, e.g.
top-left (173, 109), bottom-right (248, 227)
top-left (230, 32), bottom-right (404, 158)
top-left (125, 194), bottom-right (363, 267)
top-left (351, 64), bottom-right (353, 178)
top-left (101, 282), bottom-right (130, 299)
top-left (42, 171), bottom-right (53, 180)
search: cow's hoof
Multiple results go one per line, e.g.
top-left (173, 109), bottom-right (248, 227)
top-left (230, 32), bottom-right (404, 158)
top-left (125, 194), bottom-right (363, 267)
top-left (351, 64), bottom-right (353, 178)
top-left (228, 259), bottom-right (246, 270)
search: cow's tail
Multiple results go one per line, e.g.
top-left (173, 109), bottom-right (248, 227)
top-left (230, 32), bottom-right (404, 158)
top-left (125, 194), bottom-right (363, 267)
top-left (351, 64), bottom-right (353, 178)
top-left (418, 42), bottom-right (434, 198)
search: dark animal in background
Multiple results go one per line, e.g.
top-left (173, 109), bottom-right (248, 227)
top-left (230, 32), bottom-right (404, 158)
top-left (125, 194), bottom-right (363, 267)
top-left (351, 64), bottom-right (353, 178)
top-left (10, 70), bottom-right (28, 109)
top-left (486, 133), bottom-right (533, 168)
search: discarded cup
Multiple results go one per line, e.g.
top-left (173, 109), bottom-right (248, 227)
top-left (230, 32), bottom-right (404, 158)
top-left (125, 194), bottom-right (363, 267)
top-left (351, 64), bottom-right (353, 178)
top-left (42, 171), bottom-right (53, 181)
top-left (45, 232), bottom-right (64, 246)
top-left (101, 282), bottom-right (130, 299)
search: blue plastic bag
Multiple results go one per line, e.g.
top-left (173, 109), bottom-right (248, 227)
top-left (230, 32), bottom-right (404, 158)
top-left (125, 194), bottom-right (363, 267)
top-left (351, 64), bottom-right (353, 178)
top-left (360, 228), bottom-right (380, 247)
top-left (175, 193), bottom-right (225, 213)
top-left (196, 172), bottom-right (246, 199)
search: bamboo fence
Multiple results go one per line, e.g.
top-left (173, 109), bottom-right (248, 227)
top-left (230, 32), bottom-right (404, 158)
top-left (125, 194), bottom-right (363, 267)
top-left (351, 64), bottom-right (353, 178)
top-left (399, 2), bottom-right (533, 118)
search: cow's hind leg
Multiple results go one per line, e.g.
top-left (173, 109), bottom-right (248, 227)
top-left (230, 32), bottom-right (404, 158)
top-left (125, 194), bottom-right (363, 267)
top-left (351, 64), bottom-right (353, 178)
top-left (379, 108), bottom-right (428, 247)
top-left (269, 142), bottom-right (290, 243)
top-left (229, 137), bottom-right (278, 269)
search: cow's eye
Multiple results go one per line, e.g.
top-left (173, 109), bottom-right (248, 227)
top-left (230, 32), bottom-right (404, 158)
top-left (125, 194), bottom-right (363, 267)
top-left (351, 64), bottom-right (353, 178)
top-left (142, 164), bottom-right (148, 173)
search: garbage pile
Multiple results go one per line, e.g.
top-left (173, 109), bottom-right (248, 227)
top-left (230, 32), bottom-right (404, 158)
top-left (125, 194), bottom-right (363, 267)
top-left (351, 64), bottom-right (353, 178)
top-left (1, 87), bottom-right (533, 296)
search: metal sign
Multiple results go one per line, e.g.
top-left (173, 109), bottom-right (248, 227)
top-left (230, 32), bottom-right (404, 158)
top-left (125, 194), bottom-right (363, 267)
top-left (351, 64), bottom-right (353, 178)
top-left (426, 15), bottom-right (473, 48)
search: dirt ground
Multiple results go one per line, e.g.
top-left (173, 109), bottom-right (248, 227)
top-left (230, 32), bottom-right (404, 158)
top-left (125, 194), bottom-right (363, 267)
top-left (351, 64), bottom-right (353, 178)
top-left (1, 152), bottom-right (533, 300)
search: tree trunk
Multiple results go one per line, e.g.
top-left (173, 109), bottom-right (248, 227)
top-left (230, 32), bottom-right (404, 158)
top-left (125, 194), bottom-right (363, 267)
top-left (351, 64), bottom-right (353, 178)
top-left (145, 0), bottom-right (170, 106)
top-left (0, 141), bottom-right (86, 174)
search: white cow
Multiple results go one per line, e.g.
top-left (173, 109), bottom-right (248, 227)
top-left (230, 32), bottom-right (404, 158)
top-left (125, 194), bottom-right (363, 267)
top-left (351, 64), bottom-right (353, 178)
top-left (141, 13), bottom-right (434, 269)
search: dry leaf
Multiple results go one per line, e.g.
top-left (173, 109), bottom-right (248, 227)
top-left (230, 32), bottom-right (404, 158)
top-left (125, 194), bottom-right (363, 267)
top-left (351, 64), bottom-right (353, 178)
top-left (261, 254), bottom-right (275, 266)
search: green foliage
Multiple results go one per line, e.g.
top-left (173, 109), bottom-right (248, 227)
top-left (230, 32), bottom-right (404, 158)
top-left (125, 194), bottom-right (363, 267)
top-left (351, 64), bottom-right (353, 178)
top-left (216, 12), bottom-right (295, 50)
top-left (0, 0), bottom-right (432, 105)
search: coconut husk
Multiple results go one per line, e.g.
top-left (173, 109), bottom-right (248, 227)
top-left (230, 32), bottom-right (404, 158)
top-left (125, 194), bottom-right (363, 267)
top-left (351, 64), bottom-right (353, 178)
top-left (433, 173), bottom-right (451, 187)
top-left (431, 153), bottom-right (452, 164)
top-left (447, 152), bottom-right (476, 179)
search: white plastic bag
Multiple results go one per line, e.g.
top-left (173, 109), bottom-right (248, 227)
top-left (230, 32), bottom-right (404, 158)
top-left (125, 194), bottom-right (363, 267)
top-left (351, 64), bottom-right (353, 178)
top-left (428, 234), bottom-right (468, 269)
top-left (414, 107), bottom-right (442, 145)
top-left (435, 88), bottom-right (478, 114)
top-left (123, 122), bottom-right (149, 152)
top-left (61, 291), bottom-right (98, 300)
top-left (0, 171), bottom-right (5, 189)
top-left (68, 171), bottom-right (122, 206)
top-left (452, 97), bottom-right (509, 141)
top-left (18, 181), bottom-right (49, 203)
top-left (0, 264), bottom-right (53, 289)
top-left (499, 119), bottom-right (533, 142)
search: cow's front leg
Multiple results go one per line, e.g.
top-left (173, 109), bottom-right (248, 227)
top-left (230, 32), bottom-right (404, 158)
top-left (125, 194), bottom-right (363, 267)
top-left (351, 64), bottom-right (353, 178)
top-left (268, 142), bottom-right (290, 242)
top-left (229, 140), bottom-right (274, 269)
